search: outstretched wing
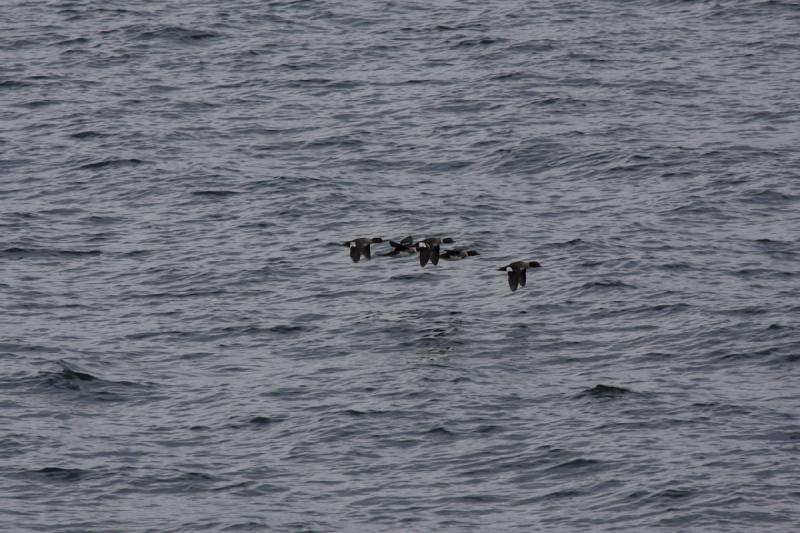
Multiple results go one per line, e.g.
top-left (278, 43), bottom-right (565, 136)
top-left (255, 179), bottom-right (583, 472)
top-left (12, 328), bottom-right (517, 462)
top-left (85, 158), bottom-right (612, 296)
top-left (349, 245), bottom-right (361, 263)
top-left (363, 244), bottom-right (372, 260)
top-left (520, 268), bottom-right (527, 287)
top-left (431, 244), bottom-right (441, 265)
top-left (419, 245), bottom-right (431, 267)
top-left (507, 270), bottom-right (520, 291)
top-left (400, 235), bottom-right (413, 245)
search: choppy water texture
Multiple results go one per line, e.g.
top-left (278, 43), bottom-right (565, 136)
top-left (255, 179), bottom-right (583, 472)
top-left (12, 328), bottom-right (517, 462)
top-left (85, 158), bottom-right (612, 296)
top-left (2, 0), bottom-right (800, 531)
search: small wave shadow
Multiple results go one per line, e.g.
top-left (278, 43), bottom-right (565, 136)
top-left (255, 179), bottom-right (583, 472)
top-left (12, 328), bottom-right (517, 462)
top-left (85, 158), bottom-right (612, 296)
top-left (33, 467), bottom-right (88, 482)
top-left (222, 414), bottom-right (289, 430)
top-left (77, 158), bottom-right (147, 171)
top-left (543, 238), bottom-right (588, 249)
top-left (574, 384), bottom-right (637, 400)
top-left (28, 360), bottom-right (153, 402)
top-left (191, 190), bottom-right (242, 198)
top-left (134, 25), bottom-right (223, 43)
top-left (1, 247), bottom-right (102, 259)
top-left (579, 280), bottom-right (637, 291)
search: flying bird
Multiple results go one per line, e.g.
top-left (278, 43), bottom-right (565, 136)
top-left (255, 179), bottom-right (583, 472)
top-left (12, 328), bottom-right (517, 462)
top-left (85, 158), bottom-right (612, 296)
top-left (382, 235), bottom-right (417, 257)
top-left (497, 260), bottom-right (541, 291)
top-left (439, 247), bottom-right (479, 261)
top-left (341, 237), bottom-right (384, 262)
top-left (415, 237), bottom-right (455, 267)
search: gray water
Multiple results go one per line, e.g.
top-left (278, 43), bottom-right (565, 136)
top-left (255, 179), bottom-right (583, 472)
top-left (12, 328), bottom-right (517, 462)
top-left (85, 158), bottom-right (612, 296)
top-left (2, 1), bottom-right (800, 531)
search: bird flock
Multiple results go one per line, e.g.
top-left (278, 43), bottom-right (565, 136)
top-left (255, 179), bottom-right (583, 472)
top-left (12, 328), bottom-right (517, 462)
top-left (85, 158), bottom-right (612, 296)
top-left (339, 236), bottom-right (541, 291)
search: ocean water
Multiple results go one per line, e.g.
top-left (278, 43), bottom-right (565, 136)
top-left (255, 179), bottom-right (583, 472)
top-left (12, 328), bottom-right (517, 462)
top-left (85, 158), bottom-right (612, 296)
top-left (2, 0), bottom-right (800, 531)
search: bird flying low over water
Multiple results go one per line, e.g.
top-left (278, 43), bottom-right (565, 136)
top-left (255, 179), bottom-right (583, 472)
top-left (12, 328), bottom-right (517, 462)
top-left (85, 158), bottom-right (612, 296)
top-left (341, 237), bottom-right (384, 262)
top-left (439, 247), bottom-right (479, 261)
top-left (415, 237), bottom-right (455, 267)
top-left (382, 236), bottom-right (417, 257)
top-left (497, 260), bottom-right (541, 291)
top-left (337, 233), bottom-right (541, 293)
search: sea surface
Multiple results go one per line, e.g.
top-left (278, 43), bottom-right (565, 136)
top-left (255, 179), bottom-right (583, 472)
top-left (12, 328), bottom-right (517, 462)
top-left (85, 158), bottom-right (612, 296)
top-left (2, 1), bottom-right (800, 531)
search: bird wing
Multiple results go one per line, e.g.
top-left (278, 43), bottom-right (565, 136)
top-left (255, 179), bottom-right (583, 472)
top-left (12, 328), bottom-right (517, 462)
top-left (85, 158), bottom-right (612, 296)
top-left (419, 245), bottom-right (431, 267)
top-left (349, 245), bottom-right (361, 263)
top-left (507, 270), bottom-right (520, 291)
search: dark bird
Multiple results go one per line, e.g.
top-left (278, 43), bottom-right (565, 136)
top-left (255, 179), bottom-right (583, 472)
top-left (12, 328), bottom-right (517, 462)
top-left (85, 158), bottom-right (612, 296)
top-left (415, 237), bottom-right (455, 267)
top-left (382, 235), bottom-right (417, 257)
top-left (341, 237), bottom-right (384, 262)
top-left (497, 260), bottom-right (541, 291)
top-left (439, 247), bottom-right (479, 261)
